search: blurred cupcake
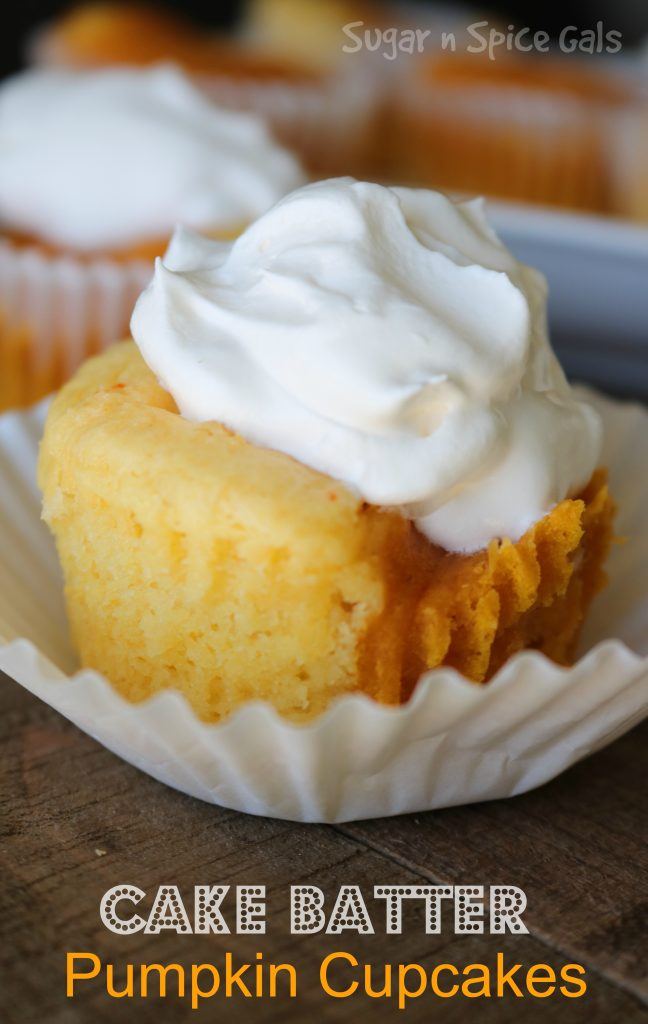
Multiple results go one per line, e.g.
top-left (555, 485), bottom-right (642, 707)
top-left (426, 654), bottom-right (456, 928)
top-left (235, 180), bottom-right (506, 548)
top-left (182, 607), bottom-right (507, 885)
top-left (0, 64), bottom-right (305, 410)
top-left (30, 2), bottom-right (380, 178)
top-left (389, 51), bottom-right (637, 213)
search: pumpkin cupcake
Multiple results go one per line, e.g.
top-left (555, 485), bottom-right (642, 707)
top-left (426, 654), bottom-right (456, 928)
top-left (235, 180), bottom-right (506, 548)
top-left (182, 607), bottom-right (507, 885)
top-left (389, 51), bottom-right (637, 213)
top-left (31, 1), bottom-right (380, 178)
top-left (39, 179), bottom-right (613, 722)
top-left (0, 64), bottom-right (304, 410)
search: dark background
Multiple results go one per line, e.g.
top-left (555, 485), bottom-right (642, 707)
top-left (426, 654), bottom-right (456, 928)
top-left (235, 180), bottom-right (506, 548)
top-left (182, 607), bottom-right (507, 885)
top-left (3, 0), bottom-right (648, 77)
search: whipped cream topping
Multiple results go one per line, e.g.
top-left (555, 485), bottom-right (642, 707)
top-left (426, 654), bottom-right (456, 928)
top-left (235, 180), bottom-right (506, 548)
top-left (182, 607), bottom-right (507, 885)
top-left (131, 178), bottom-right (602, 552)
top-left (0, 66), bottom-right (304, 250)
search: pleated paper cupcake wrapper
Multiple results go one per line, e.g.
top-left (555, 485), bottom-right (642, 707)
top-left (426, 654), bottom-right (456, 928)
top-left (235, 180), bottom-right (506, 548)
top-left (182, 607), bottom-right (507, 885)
top-left (195, 71), bottom-right (380, 180)
top-left (389, 81), bottom-right (619, 213)
top-left (0, 238), bottom-right (151, 411)
top-left (1, 392), bottom-right (647, 822)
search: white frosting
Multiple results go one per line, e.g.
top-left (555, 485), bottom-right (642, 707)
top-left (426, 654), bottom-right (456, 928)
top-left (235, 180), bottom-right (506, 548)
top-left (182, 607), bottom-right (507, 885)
top-left (0, 66), bottom-right (304, 250)
top-left (131, 178), bottom-right (602, 552)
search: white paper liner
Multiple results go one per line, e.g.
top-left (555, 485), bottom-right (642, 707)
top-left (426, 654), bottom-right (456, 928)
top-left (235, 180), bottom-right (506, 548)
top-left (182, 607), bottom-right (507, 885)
top-left (0, 239), bottom-right (151, 409)
top-left (387, 70), bottom-right (621, 211)
top-left (195, 71), bottom-right (380, 179)
top-left (1, 391), bottom-right (647, 822)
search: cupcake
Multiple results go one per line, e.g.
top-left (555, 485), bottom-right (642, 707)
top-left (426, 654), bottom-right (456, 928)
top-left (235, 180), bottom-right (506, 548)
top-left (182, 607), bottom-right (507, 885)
top-left (0, 64), bottom-right (304, 410)
top-left (38, 179), bottom-right (613, 722)
top-left (31, 2), bottom-right (380, 178)
top-left (388, 52), bottom-right (636, 213)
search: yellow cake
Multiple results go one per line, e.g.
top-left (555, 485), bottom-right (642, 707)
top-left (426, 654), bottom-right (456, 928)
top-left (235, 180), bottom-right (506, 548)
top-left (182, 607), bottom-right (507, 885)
top-left (39, 341), bottom-right (614, 722)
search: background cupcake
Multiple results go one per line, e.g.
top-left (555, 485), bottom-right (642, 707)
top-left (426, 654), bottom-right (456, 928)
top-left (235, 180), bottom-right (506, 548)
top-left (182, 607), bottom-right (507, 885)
top-left (0, 63), bottom-right (305, 410)
top-left (30, 1), bottom-right (382, 179)
top-left (387, 50), bottom-right (641, 213)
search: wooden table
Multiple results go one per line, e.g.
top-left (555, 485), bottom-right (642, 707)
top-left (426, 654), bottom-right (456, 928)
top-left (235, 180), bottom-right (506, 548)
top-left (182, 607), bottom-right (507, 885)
top-left (1, 669), bottom-right (647, 1023)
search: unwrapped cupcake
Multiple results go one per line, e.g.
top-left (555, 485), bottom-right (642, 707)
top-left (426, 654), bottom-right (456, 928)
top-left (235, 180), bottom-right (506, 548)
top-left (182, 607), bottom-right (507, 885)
top-left (0, 64), bottom-right (304, 410)
top-left (38, 178), bottom-right (614, 723)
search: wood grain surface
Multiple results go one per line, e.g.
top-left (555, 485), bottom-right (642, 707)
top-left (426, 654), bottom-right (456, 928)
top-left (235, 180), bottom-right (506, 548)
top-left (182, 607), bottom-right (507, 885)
top-left (1, 669), bottom-right (647, 1024)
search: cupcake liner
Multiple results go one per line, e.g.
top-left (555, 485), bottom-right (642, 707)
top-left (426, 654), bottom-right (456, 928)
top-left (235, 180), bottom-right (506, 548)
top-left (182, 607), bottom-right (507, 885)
top-left (1, 390), bottom-right (647, 823)
top-left (0, 238), bottom-right (151, 411)
top-left (195, 70), bottom-right (380, 179)
top-left (387, 79), bottom-right (617, 212)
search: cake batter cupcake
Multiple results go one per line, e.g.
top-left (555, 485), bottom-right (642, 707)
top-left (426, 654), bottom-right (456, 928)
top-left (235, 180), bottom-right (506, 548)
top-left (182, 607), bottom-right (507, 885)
top-left (39, 179), bottom-right (614, 722)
